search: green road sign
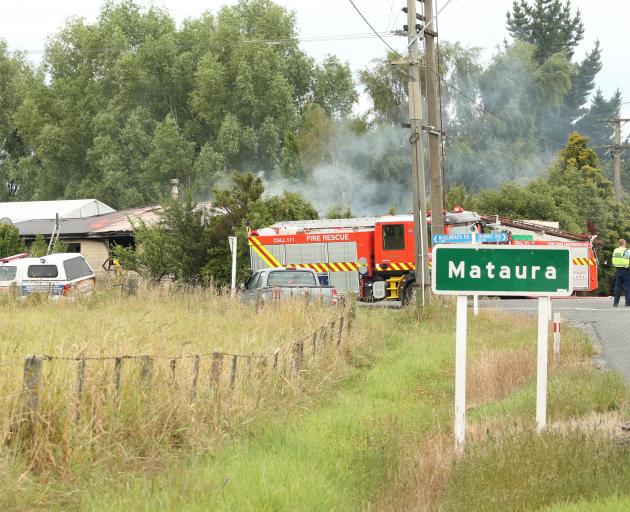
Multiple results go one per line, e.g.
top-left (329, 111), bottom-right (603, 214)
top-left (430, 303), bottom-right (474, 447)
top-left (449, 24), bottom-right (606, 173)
top-left (432, 244), bottom-right (572, 296)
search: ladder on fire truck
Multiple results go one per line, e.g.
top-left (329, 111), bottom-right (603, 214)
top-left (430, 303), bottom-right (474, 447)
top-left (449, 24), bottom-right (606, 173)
top-left (479, 214), bottom-right (597, 243)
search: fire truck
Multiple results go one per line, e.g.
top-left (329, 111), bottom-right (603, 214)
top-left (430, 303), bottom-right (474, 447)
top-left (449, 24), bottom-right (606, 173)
top-left (248, 209), bottom-right (600, 302)
top-left (248, 209), bottom-right (482, 303)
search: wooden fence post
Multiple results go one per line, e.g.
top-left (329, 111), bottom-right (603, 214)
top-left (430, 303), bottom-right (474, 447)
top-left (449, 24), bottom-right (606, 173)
top-left (114, 357), bottom-right (122, 395)
top-left (311, 331), bottom-right (318, 357)
top-left (22, 356), bottom-right (43, 420)
top-left (169, 358), bottom-right (177, 385)
top-left (292, 341), bottom-right (303, 376)
top-left (229, 355), bottom-right (238, 390)
top-left (337, 317), bottom-right (345, 346)
top-left (348, 303), bottom-right (356, 331)
top-left (330, 320), bottom-right (336, 345)
top-left (273, 349), bottom-right (279, 370)
top-left (211, 352), bottom-right (224, 391)
top-left (190, 355), bottom-right (200, 401)
top-left (139, 356), bottom-right (154, 387)
top-left (76, 358), bottom-right (86, 421)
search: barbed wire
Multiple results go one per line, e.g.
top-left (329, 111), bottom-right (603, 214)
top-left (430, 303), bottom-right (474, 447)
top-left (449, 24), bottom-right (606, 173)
top-left (3, 312), bottom-right (350, 364)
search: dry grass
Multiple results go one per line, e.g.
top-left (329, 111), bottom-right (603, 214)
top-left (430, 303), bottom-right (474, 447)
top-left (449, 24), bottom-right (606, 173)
top-left (468, 346), bottom-right (536, 406)
top-left (373, 308), bottom-right (620, 512)
top-left (0, 288), bottom-right (358, 484)
top-left (373, 434), bottom-right (456, 512)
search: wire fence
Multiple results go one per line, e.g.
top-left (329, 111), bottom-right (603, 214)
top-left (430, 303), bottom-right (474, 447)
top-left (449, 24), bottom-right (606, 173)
top-left (1, 303), bottom-right (357, 445)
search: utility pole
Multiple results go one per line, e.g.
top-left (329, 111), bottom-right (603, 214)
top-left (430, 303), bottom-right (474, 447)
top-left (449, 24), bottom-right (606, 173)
top-left (595, 118), bottom-right (630, 203)
top-left (423, 0), bottom-right (445, 235)
top-left (405, 0), bottom-right (431, 306)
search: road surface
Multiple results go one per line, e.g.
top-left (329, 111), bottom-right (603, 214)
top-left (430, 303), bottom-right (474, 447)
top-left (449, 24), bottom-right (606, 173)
top-left (478, 297), bottom-right (630, 383)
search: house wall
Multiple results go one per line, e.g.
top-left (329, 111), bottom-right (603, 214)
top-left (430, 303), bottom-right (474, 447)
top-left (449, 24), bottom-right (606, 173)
top-left (65, 239), bottom-right (110, 275)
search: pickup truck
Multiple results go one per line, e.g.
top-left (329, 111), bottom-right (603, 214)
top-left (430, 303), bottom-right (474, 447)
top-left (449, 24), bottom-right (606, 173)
top-left (240, 268), bottom-right (339, 306)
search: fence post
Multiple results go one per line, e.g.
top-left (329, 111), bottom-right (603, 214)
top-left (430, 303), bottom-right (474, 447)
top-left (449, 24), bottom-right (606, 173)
top-left (76, 358), bottom-right (86, 421)
top-left (169, 358), bottom-right (177, 385)
top-left (348, 302), bottom-right (356, 331)
top-left (292, 341), bottom-right (303, 376)
top-left (337, 317), bottom-right (345, 346)
top-left (22, 356), bottom-right (43, 421)
top-left (229, 355), bottom-right (238, 390)
top-left (190, 355), bottom-right (200, 401)
top-left (139, 356), bottom-right (154, 387)
top-left (114, 357), bottom-right (122, 395)
top-left (273, 349), bottom-right (279, 370)
top-left (311, 331), bottom-right (318, 357)
top-left (211, 352), bottom-right (224, 391)
top-left (329, 320), bottom-right (336, 345)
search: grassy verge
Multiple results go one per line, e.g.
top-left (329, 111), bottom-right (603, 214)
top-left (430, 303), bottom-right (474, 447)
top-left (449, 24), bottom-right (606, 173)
top-left (0, 290), bottom-right (362, 510)
top-left (2, 295), bottom-right (628, 511)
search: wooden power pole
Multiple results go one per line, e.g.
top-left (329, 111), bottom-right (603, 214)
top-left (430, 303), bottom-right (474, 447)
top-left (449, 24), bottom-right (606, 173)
top-left (423, 0), bottom-right (445, 235)
top-left (405, 0), bottom-right (431, 306)
top-left (596, 118), bottom-right (630, 203)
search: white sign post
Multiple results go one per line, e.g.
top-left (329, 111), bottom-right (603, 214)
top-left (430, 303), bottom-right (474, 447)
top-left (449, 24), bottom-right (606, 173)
top-left (228, 236), bottom-right (237, 296)
top-left (536, 297), bottom-right (550, 431)
top-left (432, 245), bottom-right (572, 450)
top-left (454, 294), bottom-right (468, 452)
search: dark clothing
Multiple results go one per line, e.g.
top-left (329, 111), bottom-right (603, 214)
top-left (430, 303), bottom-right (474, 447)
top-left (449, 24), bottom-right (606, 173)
top-left (614, 268), bottom-right (630, 306)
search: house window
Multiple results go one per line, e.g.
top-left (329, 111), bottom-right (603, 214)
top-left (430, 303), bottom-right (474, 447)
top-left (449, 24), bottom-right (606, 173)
top-left (67, 243), bottom-right (81, 253)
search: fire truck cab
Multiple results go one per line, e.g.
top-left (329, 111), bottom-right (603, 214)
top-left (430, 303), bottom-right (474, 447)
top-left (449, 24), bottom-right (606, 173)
top-left (248, 209), bottom-right (482, 303)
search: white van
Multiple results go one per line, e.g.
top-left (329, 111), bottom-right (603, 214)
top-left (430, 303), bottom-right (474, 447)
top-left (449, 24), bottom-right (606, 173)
top-left (0, 253), bottom-right (96, 298)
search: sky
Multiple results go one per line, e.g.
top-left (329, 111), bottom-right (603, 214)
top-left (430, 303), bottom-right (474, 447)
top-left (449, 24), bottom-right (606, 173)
top-left (1, 0), bottom-right (629, 127)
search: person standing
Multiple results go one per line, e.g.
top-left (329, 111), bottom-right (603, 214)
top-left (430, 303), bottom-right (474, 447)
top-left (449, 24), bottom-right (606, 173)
top-left (612, 239), bottom-right (630, 307)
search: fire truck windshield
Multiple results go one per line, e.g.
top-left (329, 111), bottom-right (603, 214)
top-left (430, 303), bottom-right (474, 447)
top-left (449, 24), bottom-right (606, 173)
top-left (382, 224), bottom-right (405, 251)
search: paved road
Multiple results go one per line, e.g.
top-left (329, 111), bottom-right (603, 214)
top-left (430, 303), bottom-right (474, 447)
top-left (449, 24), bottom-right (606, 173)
top-left (478, 297), bottom-right (630, 383)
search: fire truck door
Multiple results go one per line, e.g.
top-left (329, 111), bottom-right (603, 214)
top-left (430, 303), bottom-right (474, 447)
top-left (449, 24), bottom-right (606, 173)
top-left (327, 242), bottom-right (359, 294)
top-left (375, 222), bottom-right (413, 267)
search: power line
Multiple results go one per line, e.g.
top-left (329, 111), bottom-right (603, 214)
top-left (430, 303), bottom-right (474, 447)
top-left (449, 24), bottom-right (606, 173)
top-left (6, 31), bottom-right (398, 56)
top-left (347, 0), bottom-right (402, 57)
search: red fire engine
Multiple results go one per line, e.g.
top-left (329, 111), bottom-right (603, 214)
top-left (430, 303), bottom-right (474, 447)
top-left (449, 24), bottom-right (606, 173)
top-left (248, 210), bottom-right (600, 301)
top-left (248, 209), bottom-right (482, 303)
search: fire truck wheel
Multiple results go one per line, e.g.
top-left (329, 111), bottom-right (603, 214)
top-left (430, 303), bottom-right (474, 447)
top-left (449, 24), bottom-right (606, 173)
top-left (401, 282), bottom-right (416, 306)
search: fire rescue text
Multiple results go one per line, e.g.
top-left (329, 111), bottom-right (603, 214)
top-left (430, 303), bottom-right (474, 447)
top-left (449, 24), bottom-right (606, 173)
top-left (448, 261), bottom-right (558, 281)
top-left (305, 234), bottom-right (350, 242)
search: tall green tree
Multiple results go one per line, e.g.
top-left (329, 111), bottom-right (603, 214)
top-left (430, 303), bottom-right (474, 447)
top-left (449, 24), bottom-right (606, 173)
top-left (0, 224), bottom-right (26, 258)
top-left (8, 0), bottom-right (355, 207)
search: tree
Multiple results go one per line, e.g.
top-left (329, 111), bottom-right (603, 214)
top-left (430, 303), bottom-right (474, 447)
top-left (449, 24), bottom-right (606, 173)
top-left (7, 0), bottom-right (349, 206)
top-left (30, 234), bottom-right (48, 257)
top-left (0, 224), bottom-right (26, 258)
top-left (507, 0), bottom-right (584, 63)
top-left (312, 55), bottom-right (357, 119)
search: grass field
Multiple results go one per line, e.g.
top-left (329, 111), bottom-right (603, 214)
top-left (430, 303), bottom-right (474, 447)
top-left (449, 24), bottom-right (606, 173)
top-left (1, 292), bottom-right (628, 511)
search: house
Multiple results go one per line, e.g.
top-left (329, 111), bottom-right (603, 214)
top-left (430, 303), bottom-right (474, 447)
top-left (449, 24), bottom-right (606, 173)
top-left (13, 206), bottom-right (162, 274)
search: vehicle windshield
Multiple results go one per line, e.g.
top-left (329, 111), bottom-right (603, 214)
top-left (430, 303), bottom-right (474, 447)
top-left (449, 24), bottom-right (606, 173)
top-left (267, 270), bottom-right (317, 286)
top-left (0, 266), bottom-right (17, 281)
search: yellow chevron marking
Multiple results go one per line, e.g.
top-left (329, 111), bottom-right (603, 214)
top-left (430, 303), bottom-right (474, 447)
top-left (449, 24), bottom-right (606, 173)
top-left (249, 237), bottom-right (282, 267)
